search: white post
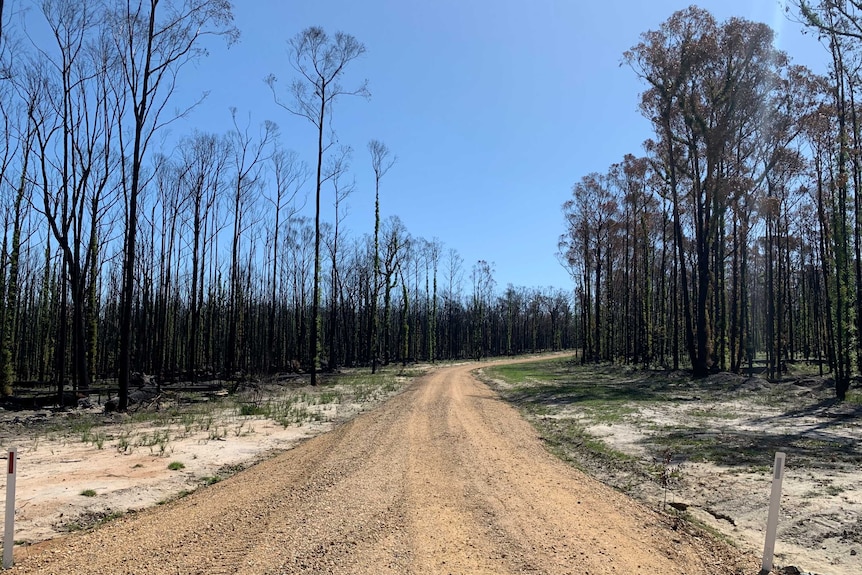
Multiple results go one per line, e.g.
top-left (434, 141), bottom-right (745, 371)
top-left (3, 448), bottom-right (16, 570)
top-left (761, 451), bottom-right (786, 574)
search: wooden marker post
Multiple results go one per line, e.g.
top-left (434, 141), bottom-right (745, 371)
top-left (3, 448), bottom-right (16, 569)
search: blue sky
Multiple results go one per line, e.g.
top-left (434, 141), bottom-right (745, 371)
top-left (158, 1), bottom-right (827, 290)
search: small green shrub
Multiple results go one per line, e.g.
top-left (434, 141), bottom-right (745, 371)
top-left (239, 403), bottom-right (267, 416)
top-left (80, 489), bottom-right (96, 497)
top-left (167, 461), bottom-right (185, 471)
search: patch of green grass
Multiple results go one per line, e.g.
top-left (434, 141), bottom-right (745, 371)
top-left (67, 510), bottom-right (125, 532)
top-left (317, 390), bottom-right (339, 404)
top-left (102, 511), bottom-right (125, 523)
top-left (91, 432), bottom-right (106, 449)
top-left (167, 461), bottom-right (185, 471)
top-left (487, 359), bottom-right (657, 427)
top-left (337, 371), bottom-right (402, 402)
top-left (582, 404), bottom-right (636, 424)
top-left (239, 403), bottom-right (267, 416)
top-left (352, 384), bottom-right (373, 402)
top-left (80, 489), bottom-right (97, 497)
top-left (785, 361), bottom-right (828, 378)
top-left (201, 475), bottom-right (221, 485)
top-left (489, 361), bottom-right (667, 405)
top-left (686, 407), bottom-right (737, 420)
top-left (648, 428), bottom-right (721, 463)
top-left (681, 511), bottom-right (739, 548)
top-left (116, 435), bottom-right (131, 453)
top-left (825, 484), bottom-right (845, 496)
top-left (486, 358), bottom-right (572, 385)
top-left (523, 403), bottom-right (553, 416)
top-left (792, 437), bottom-right (836, 450)
top-left (158, 489), bottom-right (193, 505)
top-left (135, 429), bottom-right (172, 455)
top-left (534, 416), bottom-right (637, 468)
top-left (68, 415), bottom-right (97, 437)
top-left (181, 413), bottom-right (197, 432)
top-left (489, 358), bottom-right (856, 469)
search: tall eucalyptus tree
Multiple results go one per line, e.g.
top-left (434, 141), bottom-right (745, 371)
top-left (267, 27), bottom-right (369, 385)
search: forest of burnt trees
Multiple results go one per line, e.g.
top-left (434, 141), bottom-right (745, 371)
top-left (15, 0), bottom-right (862, 411)
top-left (559, 2), bottom-right (862, 399)
top-left (0, 0), bottom-right (576, 408)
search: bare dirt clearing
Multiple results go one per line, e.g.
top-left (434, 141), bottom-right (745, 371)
top-left (0, 369), bottom-right (411, 544)
top-left (484, 358), bottom-right (862, 575)
top-left (3, 357), bottom-right (754, 574)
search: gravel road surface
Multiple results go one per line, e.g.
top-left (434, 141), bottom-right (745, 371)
top-left (11, 359), bottom-right (755, 574)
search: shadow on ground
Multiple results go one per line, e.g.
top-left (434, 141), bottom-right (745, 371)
top-left (489, 360), bottom-right (862, 471)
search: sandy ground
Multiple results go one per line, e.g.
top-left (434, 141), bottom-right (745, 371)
top-left (3, 417), bottom-right (329, 543)
top-left (1, 358), bottom-right (755, 574)
top-left (485, 364), bottom-right (862, 575)
top-left (0, 374), bottom-right (405, 545)
top-left (585, 401), bottom-right (862, 575)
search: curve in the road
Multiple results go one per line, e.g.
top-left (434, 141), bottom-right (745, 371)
top-left (11, 358), bottom-right (754, 574)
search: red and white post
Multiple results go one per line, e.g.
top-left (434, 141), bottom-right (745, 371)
top-left (3, 447), bottom-right (16, 569)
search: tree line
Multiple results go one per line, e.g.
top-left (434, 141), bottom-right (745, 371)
top-left (0, 0), bottom-right (575, 407)
top-left (559, 2), bottom-right (862, 399)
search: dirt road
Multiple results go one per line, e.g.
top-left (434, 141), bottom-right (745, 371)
top-left (11, 360), bottom-right (755, 574)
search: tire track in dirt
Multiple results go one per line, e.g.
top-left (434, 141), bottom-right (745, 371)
top-left (10, 358), bottom-right (755, 574)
